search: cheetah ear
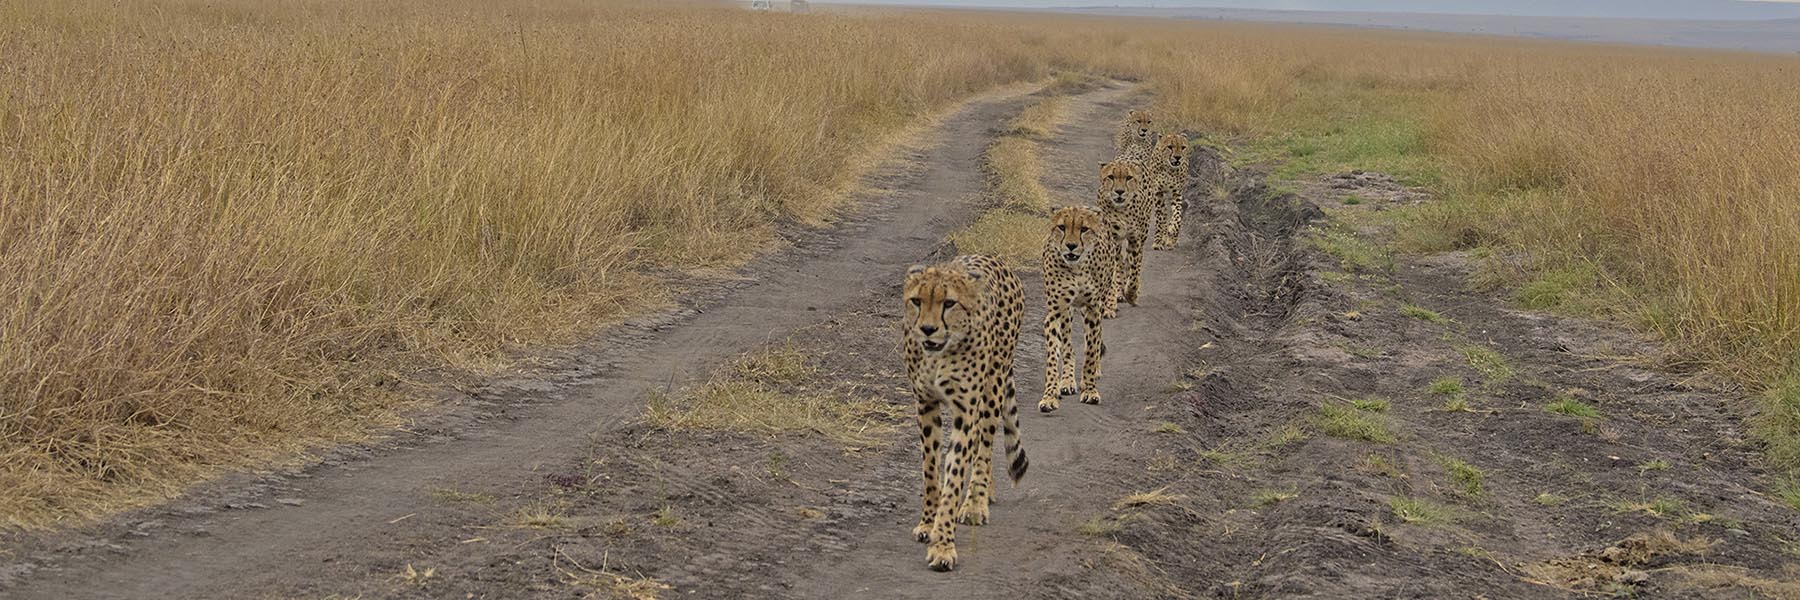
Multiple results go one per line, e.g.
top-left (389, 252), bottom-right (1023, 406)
top-left (907, 264), bottom-right (927, 276)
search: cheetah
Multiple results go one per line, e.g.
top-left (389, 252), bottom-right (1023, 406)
top-left (1148, 133), bottom-right (1190, 250)
top-left (1113, 109), bottom-right (1155, 155)
top-left (1039, 206), bottom-right (1115, 412)
top-left (1094, 160), bottom-right (1152, 309)
top-left (902, 255), bottom-right (1029, 572)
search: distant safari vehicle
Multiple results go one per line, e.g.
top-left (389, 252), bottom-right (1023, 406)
top-left (749, 0), bottom-right (770, 10)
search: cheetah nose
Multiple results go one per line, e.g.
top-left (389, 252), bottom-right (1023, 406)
top-left (919, 324), bottom-right (938, 335)
top-left (1065, 243), bottom-right (1078, 251)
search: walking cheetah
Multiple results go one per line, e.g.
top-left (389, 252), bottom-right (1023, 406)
top-left (902, 255), bottom-right (1029, 572)
top-left (1094, 160), bottom-right (1152, 308)
top-left (1113, 109), bottom-right (1155, 155)
top-left (1148, 133), bottom-right (1190, 250)
top-left (1039, 206), bottom-right (1115, 412)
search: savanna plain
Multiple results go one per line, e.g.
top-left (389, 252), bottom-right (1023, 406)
top-left (2, 0), bottom-right (1798, 597)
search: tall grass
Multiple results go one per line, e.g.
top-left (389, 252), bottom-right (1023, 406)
top-left (0, 0), bottom-right (1061, 527)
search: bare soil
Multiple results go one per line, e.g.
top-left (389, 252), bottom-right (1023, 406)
top-left (4, 79), bottom-right (1796, 599)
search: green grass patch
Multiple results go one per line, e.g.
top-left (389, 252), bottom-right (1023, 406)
top-left (1349, 398), bottom-right (1390, 412)
top-left (1774, 479), bottom-right (1800, 514)
top-left (1428, 376), bottom-right (1466, 396)
top-left (1752, 369), bottom-right (1800, 481)
top-left (1456, 342), bottom-right (1515, 384)
top-left (1534, 492), bottom-right (1566, 506)
top-left (1307, 224), bottom-right (1392, 273)
top-left (1432, 454), bottom-right (1484, 497)
top-left (1389, 496), bottom-right (1456, 526)
top-left (1318, 403), bottom-right (1396, 443)
top-left (1153, 421), bottom-right (1185, 434)
top-left (1513, 262), bottom-right (1602, 314)
top-left (1637, 459), bottom-right (1671, 473)
top-left (1401, 304), bottom-right (1449, 324)
top-left (1544, 395), bottom-right (1600, 418)
top-left (1263, 423), bottom-right (1310, 449)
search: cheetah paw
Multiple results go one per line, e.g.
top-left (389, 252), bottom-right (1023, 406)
top-left (1038, 397), bottom-right (1061, 412)
top-left (1080, 392), bottom-right (1102, 405)
top-left (1057, 384), bottom-right (1078, 397)
top-left (912, 521), bottom-right (932, 543)
top-left (958, 504), bottom-right (989, 526)
top-left (927, 542), bottom-right (958, 572)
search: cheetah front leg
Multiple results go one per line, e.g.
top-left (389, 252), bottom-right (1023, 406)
top-left (1156, 184), bottom-right (1185, 249)
top-left (927, 393), bottom-right (979, 571)
top-left (911, 392), bottom-right (941, 543)
top-left (959, 413), bottom-right (996, 527)
top-left (1079, 301), bottom-right (1105, 405)
top-left (1040, 295), bottom-right (1074, 412)
top-left (1123, 232), bottom-right (1147, 305)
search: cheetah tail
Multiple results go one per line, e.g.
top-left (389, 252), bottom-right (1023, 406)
top-left (1003, 397), bottom-right (1029, 485)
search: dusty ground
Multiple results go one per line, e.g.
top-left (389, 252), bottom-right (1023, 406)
top-left (3, 79), bottom-right (1797, 599)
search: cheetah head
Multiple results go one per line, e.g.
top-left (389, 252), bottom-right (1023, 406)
top-left (1157, 133), bottom-right (1188, 170)
top-left (1048, 206), bottom-right (1105, 266)
top-left (1096, 161), bottom-right (1144, 210)
top-left (903, 264), bottom-right (982, 354)
top-left (1128, 110), bottom-right (1153, 141)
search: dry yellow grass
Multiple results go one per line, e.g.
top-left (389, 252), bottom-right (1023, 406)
top-left (6, 0), bottom-right (1798, 528)
top-left (0, 0), bottom-right (1061, 527)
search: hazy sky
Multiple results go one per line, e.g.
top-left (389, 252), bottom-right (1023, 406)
top-left (818, 0), bottom-right (1800, 21)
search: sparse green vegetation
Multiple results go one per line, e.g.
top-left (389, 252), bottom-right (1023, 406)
top-left (1457, 342), bottom-right (1516, 384)
top-left (1078, 515), bottom-right (1122, 537)
top-left (1153, 421), bottom-right (1185, 434)
top-left (1263, 424), bottom-right (1310, 449)
top-left (1534, 492), bottom-right (1567, 506)
top-left (1401, 304), bottom-right (1449, 324)
top-left (652, 505), bottom-right (682, 528)
top-left (1252, 488), bottom-right (1298, 507)
top-left (1612, 496), bottom-right (1688, 521)
top-left (1441, 397), bottom-right (1472, 413)
top-left (1389, 496), bottom-right (1455, 526)
top-left (1350, 398), bottom-right (1391, 412)
top-left (1432, 454), bottom-right (1484, 497)
top-left (1357, 453), bottom-right (1404, 478)
top-left (1753, 372), bottom-right (1800, 487)
top-left (1307, 224), bottom-right (1392, 273)
top-left (1638, 459), bottom-right (1671, 473)
top-left (1513, 263), bottom-right (1602, 314)
top-left (1198, 449), bottom-right (1253, 469)
top-left (645, 347), bottom-right (901, 446)
top-left (1429, 377), bottom-right (1465, 396)
top-left (1544, 395), bottom-right (1601, 418)
top-left (1318, 404), bottom-right (1396, 443)
top-left (1774, 479), bottom-right (1800, 514)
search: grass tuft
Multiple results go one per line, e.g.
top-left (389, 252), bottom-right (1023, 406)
top-left (1428, 377), bottom-right (1465, 396)
top-left (1113, 487), bottom-right (1186, 511)
top-left (1456, 342), bottom-right (1516, 385)
top-left (645, 347), bottom-right (900, 447)
top-left (1152, 421), bottom-right (1185, 434)
top-left (1389, 496), bottom-right (1456, 526)
top-left (1252, 488), bottom-right (1298, 507)
top-left (1318, 404), bottom-right (1396, 443)
top-left (1544, 395), bottom-right (1600, 418)
top-left (1349, 398), bottom-right (1390, 412)
top-left (1432, 454), bottom-right (1484, 497)
top-left (1400, 304), bottom-right (1449, 324)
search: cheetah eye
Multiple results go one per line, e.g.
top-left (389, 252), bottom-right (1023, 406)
top-left (1080, 227), bottom-right (1091, 233)
top-left (1055, 224), bottom-right (1066, 231)
top-left (1125, 176), bottom-right (1135, 181)
top-left (909, 298), bottom-right (922, 307)
top-left (942, 299), bottom-right (957, 309)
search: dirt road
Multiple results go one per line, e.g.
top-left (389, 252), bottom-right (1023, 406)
top-left (4, 79), bottom-right (1796, 599)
